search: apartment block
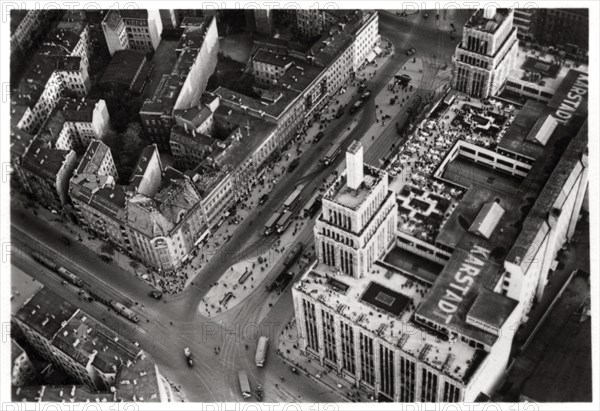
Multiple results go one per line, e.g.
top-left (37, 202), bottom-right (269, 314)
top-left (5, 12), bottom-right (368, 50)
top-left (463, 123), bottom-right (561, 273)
top-left (13, 287), bottom-right (171, 401)
top-left (140, 16), bottom-right (219, 151)
top-left (102, 9), bottom-right (163, 56)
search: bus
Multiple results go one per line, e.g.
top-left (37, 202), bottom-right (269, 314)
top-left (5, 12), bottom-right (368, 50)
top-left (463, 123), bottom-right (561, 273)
top-left (109, 300), bottom-right (140, 323)
top-left (276, 210), bottom-right (294, 234)
top-left (264, 212), bottom-right (281, 236)
top-left (255, 336), bottom-right (269, 367)
top-left (283, 184), bottom-right (305, 211)
top-left (238, 370), bottom-right (251, 398)
top-left (323, 141), bottom-right (342, 165)
top-left (303, 192), bottom-right (322, 218)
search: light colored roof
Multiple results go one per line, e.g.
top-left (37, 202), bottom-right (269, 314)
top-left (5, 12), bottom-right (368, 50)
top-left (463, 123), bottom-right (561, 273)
top-left (527, 114), bottom-right (558, 146)
top-left (469, 201), bottom-right (505, 239)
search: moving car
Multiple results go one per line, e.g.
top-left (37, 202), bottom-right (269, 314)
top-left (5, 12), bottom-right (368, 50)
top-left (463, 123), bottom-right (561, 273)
top-left (149, 290), bottom-right (163, 300)
top-left (313, 131), bottom-right (324, 143)
top-left (259, 194), bottom-right (269, 205)
top-left (406, 47), bottom-right (416, 56)
top-left (184, 347), bottom-right (193, 367)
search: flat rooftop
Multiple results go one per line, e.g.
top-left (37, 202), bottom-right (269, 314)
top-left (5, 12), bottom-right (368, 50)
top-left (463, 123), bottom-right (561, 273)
top-left (497, 99), bottom-right (548, 159)
top-left (296, 262), bottom-right (482, 383)
top-left (415, 247), bottom-right (506, 347)
top-left (378, 246), bottom-right (444, 285)
top-left (509, 49), bottom-right (589, 99)
top-left (325, 165), bottom-right (385, 210)
top-left (360, 282), bottom-right (412, 317)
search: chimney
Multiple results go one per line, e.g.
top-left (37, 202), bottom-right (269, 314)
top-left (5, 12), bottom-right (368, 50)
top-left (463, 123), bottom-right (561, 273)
top-left (346, 141), bottom-right (364, 190)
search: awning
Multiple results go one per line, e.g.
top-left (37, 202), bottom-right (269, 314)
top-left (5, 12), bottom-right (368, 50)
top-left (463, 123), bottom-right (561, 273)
top-left (366, 51), bottom-right (377, 63)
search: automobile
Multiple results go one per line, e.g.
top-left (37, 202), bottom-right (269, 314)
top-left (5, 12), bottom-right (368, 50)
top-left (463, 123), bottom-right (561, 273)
top-left (184, 347), bottom-right (193, 367)
top-left (61, 236), bottom-right (72, 246)
top-left (99, 255), bottom-right (113, 262)
top-left (361, 91), bottom-right (371, 100)
top-left (288, 158), bottom-right (300, 172)
top-left (259, 194), bottom-right (269, 205)
top-left (335, 106), bottom-right (345, 118)
top-left (313, 131), bottom-right (324, 143)
top-left (149, 290), bottom-right (163, 300)
top-left (358, 83), bottom-right (367, 93)
top-left (406, 47), bottom-right (416, 56)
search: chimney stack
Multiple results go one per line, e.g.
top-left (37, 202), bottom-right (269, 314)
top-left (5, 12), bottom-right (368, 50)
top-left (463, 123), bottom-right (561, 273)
top-left (346, 141), bottom-right (364, 190)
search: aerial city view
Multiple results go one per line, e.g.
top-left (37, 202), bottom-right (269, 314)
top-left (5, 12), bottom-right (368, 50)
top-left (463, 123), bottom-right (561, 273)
top-left (5, 4), bottom-right (595, 406)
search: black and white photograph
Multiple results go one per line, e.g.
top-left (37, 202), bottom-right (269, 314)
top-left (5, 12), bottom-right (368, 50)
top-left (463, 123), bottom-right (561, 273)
top-left (1, 1), bottom-right (597, 409)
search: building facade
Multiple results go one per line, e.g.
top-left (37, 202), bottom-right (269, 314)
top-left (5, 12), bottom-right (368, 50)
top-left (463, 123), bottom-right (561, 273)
top-left (315, 142), bottom-right (397, 278)
top-left (452, 8), bottom-right (518, 98)
top-left (101, 10), bottom-right (163, 56)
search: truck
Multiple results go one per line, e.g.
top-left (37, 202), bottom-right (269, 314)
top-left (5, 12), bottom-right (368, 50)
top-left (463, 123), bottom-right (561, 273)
top-left (238, 370), bottom-right (251, 398)
top-left (255, 336), bottom-right (269, 367)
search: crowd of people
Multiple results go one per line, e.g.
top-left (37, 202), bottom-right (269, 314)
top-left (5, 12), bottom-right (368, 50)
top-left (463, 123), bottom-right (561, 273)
top-left (390, 94), bottom-right (518, 242)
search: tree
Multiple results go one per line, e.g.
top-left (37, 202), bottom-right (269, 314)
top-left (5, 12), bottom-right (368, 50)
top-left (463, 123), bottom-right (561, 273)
top-left (100, 243), bottom-right (115, 256)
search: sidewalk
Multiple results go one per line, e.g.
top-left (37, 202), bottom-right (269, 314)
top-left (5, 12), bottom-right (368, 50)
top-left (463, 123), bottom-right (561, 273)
top-left (277, 318), bottom-right (373, 402)
top-left (198, 217), bottom-right (311, 317)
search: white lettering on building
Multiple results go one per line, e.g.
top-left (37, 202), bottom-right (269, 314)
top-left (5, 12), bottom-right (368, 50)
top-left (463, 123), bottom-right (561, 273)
top-left (555, 74), bottom-right (588, 124)
top-left (434, 245), bottom-right (490, 324)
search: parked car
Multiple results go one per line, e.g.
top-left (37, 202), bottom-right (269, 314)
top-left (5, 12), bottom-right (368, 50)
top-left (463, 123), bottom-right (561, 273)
top-left (361, 91), bottom-right (371, 100)
top-left (259, 194), bottom-right (269, 205)
top-left (149, 290), bottom-right (163, 300)
top-left (288, 158), bottom-right (300, 172)
top-left (406, 47), bottom-right (416, 56)
top-left (61, 236), bottom-right (72, 246)
top-left (313, 131), bottom-right (324, 143)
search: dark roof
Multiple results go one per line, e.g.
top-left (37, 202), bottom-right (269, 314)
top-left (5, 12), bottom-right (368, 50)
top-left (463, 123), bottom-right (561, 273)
top-left (100, 50), bottom-right (147, 86)
top-left (360, 282), bottom-right (412, 317)
top-left (467, 288), bottom-right (518, 329)
top-left (15, 288), bottom-right (78, 341)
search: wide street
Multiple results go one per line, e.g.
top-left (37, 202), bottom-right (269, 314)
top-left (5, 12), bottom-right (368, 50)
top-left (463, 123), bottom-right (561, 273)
top-left (11, 10), bottom-right (471, 402)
